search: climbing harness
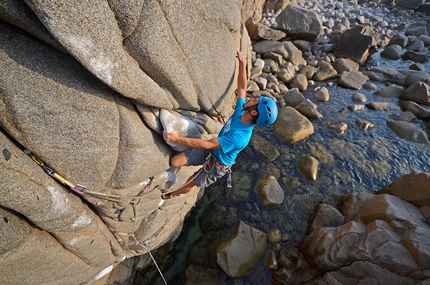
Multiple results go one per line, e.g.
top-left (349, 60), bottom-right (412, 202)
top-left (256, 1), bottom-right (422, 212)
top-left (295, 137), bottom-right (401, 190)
top-left (203, 151), bottom-right (233, 188)
top-left (24, 149), bottom-right (87, 195)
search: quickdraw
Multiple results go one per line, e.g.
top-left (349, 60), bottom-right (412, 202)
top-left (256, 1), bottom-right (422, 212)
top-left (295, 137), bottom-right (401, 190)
top-left (24, 149), bottom-right (87, 195)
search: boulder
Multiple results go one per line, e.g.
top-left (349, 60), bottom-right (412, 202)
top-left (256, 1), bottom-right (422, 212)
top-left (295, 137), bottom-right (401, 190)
top-left (381, 44), bottom-right (402, 60)
top-left (374, 85), bottom-right (404, 98)
top-left (327, 122), bottom-right (348, 134)
top-left (295, 99), bottom-right (323, 119)
top-left (274, 107), bottom-right (314, 143)
top-left (257, 176), bottom-right (285, 206)
top-left (333, 58), bottom-right (359, 73)
top-left (386, 121), bottom-right (429, 144)
top-left (310, 204), bottom-right (345, 231)
top-left (400, 81), bottom-right (430, 105)
top-left (396, 0), bottom-right (426, 9)
top-left (333, 25), bottom-right (378, 63)
top-left (289, 73), bottom-right (308, 91)
top-left (253, 40), bottom-right (289, 58)
top-left (379, 171), bottom-right (430, 208)
top-left (337, 70), bottom-right (369, 90)
top-left (400, 100), bottom-right (430, 119)
top-left (388, 33), bottom-right (408, 48)
top-left (284, 88), bottom-right (306, 107)
top-left (275, 4), bottom-right (323, 41)
top-left (313, 86), bottom-right (330, 102)
top-left (313, 60), bottom-right (338, 81)
top-left (245, 17), bottom-right (286, 41)
top-left (362, 67), bottom-right (408, 86)
top-left (216, 220), bottom-right (266, 278)
top-left (298, 155), bottom-right (319, 181)
top-left (402, 51), bottom-right (429, 64)
top-left (366, 102), bottom-right (401, 111)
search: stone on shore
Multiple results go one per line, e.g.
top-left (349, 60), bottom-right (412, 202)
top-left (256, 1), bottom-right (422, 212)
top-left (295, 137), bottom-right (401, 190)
top-left (257, 176), bottom-right (285, 206)
top-left (275, 4), bottom-right (323, 41)
top-left (216, 220), bottom-right (266, 278)
top-left (400, 81), bottom-right (430, 106)
top-left (386, 121), bottom-right (430, 144)
top-left (337, 70), bottom-right (369, 90)
top-left (333, 25), bottom-right (378, 63)
top-left (298, 156), bottom-right (319, 181)
top-left (274, 107), bottom-right (314, 143)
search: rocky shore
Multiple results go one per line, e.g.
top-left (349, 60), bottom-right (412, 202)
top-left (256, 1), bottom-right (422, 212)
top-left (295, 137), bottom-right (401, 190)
top-left (139, 0), bottom-right (430, 284)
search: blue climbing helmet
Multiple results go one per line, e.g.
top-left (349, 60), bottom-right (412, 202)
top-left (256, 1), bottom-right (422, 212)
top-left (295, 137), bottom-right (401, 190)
top-left (257, 96), bottom-right (278, 126)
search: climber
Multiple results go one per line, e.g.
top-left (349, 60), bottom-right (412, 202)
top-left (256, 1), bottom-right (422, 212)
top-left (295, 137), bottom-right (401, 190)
top-left (161, 49), bottom-right (278, 199)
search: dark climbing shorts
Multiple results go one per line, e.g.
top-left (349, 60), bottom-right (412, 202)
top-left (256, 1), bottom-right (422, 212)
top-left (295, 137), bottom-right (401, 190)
top-left (184, 148), bottom-right (229, 189)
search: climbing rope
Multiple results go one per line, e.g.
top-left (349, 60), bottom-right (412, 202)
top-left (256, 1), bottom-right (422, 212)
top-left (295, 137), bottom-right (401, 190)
top-left (114, 231), bottom-right (167, 285)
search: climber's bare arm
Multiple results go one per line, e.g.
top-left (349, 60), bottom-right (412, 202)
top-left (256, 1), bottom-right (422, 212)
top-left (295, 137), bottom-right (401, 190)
top-left (236, 50), bottom-right (247, 99)
top-left (163, 132), bottom-right (221, 150)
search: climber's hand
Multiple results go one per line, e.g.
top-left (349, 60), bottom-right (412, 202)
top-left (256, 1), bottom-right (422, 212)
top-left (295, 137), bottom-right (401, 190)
top-left (163, 131), bottom-right (180, 143)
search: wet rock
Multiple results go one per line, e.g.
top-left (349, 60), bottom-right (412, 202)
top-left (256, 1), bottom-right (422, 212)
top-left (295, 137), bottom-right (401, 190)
top-left (389, 111), bottom-right (418, 123)
top-left (338, 70), bottom-right (369, 90)
top-left (397, 0), bottom-right (425, 9)
top-left (400, 81), bottom-right (430, 105)
top-left (348, 104), bottom-right (366, 111)
top-left (388, 33), bottom-right (408, 48)
top-left (333, 58), bottom-right (359, 73)
top-left (257, 176), bottom-right (284, 206)
top-left (402, 50), bottom-right (429, 63)
top-left (405, 25), bottom-right (428, 37)
top-left (298, 155), bottom-right (319, 181)
top-left (267, 250), bottom-right (279, 270)
top-left (381, 44), bottom-right (402, 60)
top-left (352, 92), bottom-right (367, 102)
top-left (362, 82), bottom-right (377, 90)
top-left (251, 134), bottom-right (280, 162)
top-left (313, 86), bottom-right (330, 102)
top-left (310, 204), bottom-right (345, 232)
top-left (355, 120), bottom-right (374, 130)
top-left (366, 102), bottom-right (401, 111)
top-left (327, 122), bottom-right (348, 134)
top-left (216, 220), bottom-right (266, 278)
top-left (400, 100), bottom-right (430, 119)
top-left (386, 121), bottom-right (430, 144)
top-left (268, 229), bottom-right (282, 244)
top-left (295, 99), bottom-right (323, 119)
top-left (409, 62), bottom-right (426, 71)
top-left (274, 107), bottom-right (314, 143)
top-left (379, 171), bottom-right (430, 208)
top-left (374, 84), bottom-right (404, 98)
top-left (275, 4), bottom-right (323, 41)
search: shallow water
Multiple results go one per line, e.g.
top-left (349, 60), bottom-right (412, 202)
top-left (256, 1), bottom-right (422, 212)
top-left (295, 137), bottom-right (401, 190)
top-left (138, 52), bottom-right (430, 284)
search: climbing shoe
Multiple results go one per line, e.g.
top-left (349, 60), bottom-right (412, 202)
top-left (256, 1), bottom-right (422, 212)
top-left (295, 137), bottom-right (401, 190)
top-left (161, 193), bottom-right (174, 200)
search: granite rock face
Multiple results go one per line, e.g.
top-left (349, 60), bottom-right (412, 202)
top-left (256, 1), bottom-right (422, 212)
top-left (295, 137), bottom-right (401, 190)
top-left (0, 0), bottom-right (246, 284)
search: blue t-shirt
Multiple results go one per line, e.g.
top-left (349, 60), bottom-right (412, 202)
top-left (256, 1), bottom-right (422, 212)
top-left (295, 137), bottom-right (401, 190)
top-left (214, 98), bottom-right (254, 166)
